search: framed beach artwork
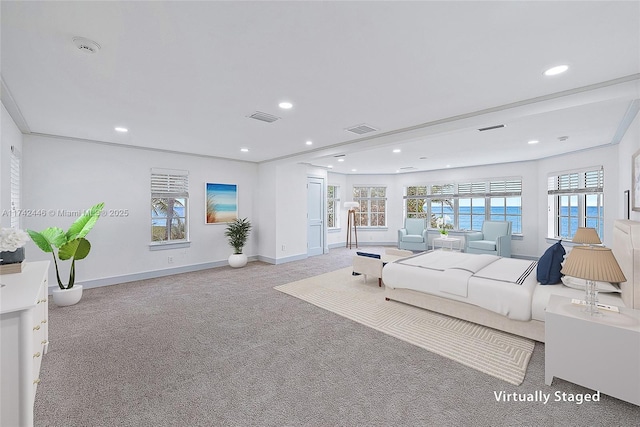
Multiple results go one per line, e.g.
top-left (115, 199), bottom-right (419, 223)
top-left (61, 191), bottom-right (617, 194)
top-left (206, 183), bottom-right (238, 224)
top-left (634, 149), bottom-right (640, 212)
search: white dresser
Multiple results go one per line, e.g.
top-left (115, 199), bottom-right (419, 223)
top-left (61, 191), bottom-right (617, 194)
top-left (1, 261), bottom-right (50, 427)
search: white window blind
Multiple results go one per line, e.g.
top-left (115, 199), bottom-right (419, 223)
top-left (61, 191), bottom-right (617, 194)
top-left (151, 168), bottom-right (189, 197)
top-left (548, 167), bottom-right (603, 195)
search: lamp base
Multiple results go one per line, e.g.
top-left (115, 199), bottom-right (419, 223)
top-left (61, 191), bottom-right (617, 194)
top-left (583, 280), bottom-right (602, 316)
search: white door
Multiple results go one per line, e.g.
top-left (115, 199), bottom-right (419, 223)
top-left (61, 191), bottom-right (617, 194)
top-left (307, 177), bottom-right (324, 257)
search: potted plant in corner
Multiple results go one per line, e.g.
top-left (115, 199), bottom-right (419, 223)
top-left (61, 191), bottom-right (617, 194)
top-left (27, 202), bottom-right (104, 306)
top-left (224, 217), bottom-right (251, 268)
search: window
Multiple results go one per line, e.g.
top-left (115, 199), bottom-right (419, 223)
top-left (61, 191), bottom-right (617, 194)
top-left (548, 168), bottom-right (604, 240)
top-left (327, 185), bottom-right (340, 228)
top-left (488, 180), bottom-right (522, 234)
top-left (353, 186), bottom-right (386, 227)
top-left (10, 147), bottom-right (21, 229)
top-left (151, 168), bottom-right (189, 244)
top-left (405, 186), bottom-right (427, 219)
top-left (404, 178), bottom-right (522, 233)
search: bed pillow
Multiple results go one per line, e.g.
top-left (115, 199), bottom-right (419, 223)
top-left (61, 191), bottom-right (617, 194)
top-left (537, 241), bottom-right (565, 285)
top-left (561, 276), bottom-right (622, 293)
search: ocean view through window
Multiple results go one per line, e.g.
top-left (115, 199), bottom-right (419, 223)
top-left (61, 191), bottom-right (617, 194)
top-left (405, 179), bottom-right (522, 233)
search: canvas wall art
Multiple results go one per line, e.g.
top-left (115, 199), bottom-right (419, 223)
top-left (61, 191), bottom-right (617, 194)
top-left (206, 183), bottom-right (238, 223)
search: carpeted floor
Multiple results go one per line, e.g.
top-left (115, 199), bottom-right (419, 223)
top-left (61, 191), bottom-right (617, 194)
top-left (275, 267), bottom-right (534, 385)
top-left (34, 247), bottom-right (640, 426)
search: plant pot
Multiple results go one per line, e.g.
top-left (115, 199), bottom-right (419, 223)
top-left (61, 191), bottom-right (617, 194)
top-left (228, 253), bottom-right (248, 268)
top-left (0, 247), bottom-right (25, 264)
top-left (52, 285), bottom-right (83, 307)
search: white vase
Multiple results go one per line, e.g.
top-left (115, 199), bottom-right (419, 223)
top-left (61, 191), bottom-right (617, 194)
top-left (52, 285), bottom-right (83, 306)
top-left (228, 253), bottom-right (248, 268)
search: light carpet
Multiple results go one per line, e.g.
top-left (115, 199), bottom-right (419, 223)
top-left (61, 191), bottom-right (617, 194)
top-left (275, 267), bottom-right (534, 385)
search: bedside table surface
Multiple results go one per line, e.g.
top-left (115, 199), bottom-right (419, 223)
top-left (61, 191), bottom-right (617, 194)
top-left (546, 294), bottom-right (640, 331)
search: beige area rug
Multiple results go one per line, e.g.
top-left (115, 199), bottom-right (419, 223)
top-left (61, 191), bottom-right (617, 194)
top-left (275, 267), bottom-right (535, 385)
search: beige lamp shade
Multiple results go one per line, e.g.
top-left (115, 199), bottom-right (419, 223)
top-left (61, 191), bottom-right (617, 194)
top-left (343, 202), bottom-right (359, 210)
top-left (572, 227), bottom-right (602, 245)
top-left (561, 246), bottom-right (627, 283)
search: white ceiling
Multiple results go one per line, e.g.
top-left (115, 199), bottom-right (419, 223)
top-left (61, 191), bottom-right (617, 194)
top-left (2, 1), bottom-right (639, 174)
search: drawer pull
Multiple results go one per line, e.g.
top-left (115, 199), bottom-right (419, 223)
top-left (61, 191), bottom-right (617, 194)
top-left (41, 319), bottom-right (47, 324)
top-left (33, 325), bottom-right (40, 331)
top-left (41, 340), bottom-right (48, 345)
top-left (33, 352), bottom-right (41, 358)
top-left (33, 378), bottom-right (41, 385)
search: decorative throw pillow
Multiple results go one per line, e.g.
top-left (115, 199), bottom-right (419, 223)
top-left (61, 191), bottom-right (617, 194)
top-left (537, 241), bottom-right (566, 285)
top-left (356, 252), bottom-right (381, 259)
top-left (561, 276), bottom-right (622, 293)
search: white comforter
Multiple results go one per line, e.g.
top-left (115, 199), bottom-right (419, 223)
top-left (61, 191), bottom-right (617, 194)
top-left (382, 251), bottom-right (539, 320)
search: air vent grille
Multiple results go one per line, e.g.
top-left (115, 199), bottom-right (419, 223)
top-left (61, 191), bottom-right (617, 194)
top-left (478, 124), bottom-right (505, 132)
top-left (248, 111), bottom-right (280, 123)
top-left (345, 123), bottom-right (378, 135)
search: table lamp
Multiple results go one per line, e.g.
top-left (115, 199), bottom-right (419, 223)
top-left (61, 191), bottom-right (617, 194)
top-left (561, 245), bottom-right (626, 315)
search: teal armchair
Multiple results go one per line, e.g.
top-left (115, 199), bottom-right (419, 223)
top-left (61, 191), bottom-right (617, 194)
top-left (398, 218), bottom-right (428, 251)
top-left (465, 220), bottom-right (512, 257)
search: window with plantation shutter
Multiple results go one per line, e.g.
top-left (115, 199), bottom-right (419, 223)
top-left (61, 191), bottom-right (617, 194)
top-left (10, 147), bottom-right (21, 229)
top-left (150, 168), bottom-right (189, 246)
top-left (327, 185), bottom-right (340, 228)
top-left (404, 178), bottom-right (522, 233)
top-left (547, 167), bottom-right (604, 240)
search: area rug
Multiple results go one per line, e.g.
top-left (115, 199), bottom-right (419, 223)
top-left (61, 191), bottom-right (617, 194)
top-left (274, 267), bottom-right (534, 385)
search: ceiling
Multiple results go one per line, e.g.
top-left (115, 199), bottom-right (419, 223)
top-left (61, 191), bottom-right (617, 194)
top-left (2, 1), bottom-right (639, 175)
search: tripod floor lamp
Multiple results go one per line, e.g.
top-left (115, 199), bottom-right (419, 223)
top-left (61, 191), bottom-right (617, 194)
top-left (344, 202), bottom-right (359, 249)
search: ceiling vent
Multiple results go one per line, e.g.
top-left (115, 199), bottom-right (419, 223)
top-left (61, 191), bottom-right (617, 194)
top-left (478, 124), bottom-right (505, 132)
top-left (247, 111), bottom-right (280, 123)
top-left (345, 123), bottom-right (378, 135)
top-left (72, 36), bottom-right (101, 54)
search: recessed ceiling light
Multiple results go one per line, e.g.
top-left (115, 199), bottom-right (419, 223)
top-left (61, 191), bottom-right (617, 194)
top-left (351, 169), bottom-right (357, 172)
top-left (115, 127), bottom-right (128, 133)
top-left (306, 140), bottom-right (313, 146)
top-left (279, 102), bottom-right (293, 109)
top-left (446, 165), bottom-right (451, 168)
top-left (544, 65), bottom-right (569, 76)
top-left (338, 158), bottom-right (345, 162)
top-left (240, 148), bottom-right (249, 152)
top-left (528, 140), bottom-right (539, 144)
top-left (328, 165), bottom-right (333, 169)
top-left (393, 149), bottom-right (401, 153)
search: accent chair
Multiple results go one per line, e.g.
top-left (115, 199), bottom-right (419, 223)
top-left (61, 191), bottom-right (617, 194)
top-left (465, 220), bottom-right (512, 257)
top-left (398, 218), bottom-right (429, 251)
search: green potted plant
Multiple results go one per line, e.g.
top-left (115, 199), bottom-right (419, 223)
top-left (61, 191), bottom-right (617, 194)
top-left (224, 217), bottom-right (251, 268)
top-left (27, 202), bottom-right (104, 306)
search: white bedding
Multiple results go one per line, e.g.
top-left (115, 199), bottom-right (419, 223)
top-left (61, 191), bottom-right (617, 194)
top-left (383, 250), bottom-right (627, 322)
top-left (383, 251), bottom-right (539, 320)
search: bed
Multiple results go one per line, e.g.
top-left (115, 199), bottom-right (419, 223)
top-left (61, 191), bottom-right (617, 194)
top-left (382, 219), bottom-right (640, 342)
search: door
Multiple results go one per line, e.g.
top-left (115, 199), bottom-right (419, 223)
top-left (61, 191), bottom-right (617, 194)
top-left (307, 177), bottom-right (324, 257)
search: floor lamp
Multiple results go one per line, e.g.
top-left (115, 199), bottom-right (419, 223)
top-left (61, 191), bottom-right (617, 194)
top-left (344, 202), bottom-right (359, 249)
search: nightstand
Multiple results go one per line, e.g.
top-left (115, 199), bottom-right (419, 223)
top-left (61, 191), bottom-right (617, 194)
top-left (545, 294), bottom-right (640, 406)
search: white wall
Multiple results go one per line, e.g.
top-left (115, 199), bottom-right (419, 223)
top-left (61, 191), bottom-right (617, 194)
top-left (22, 134), bottom-right (258, 288)
top-left (618, 111), bottom-right (640, 221)
top-left (1, 104), bottom-right (23, 228)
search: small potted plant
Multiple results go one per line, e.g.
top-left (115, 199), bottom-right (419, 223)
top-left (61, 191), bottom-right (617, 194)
top-left (27, 202), bottom-right (104, 306)
top-left (224, 217), bottom-right (251, 268)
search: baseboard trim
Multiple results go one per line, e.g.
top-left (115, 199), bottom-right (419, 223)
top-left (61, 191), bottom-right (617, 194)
top-left (258, 253), bottom-right (308, 265)
top-left (47, 256), bottom-right (259, 293)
